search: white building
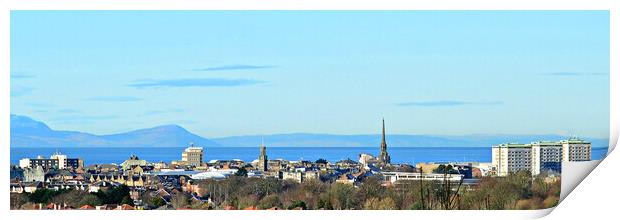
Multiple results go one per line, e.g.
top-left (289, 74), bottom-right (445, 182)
top-left (191, 171), bottom-right (228, 180)
top-left (19, 158), bottom-right (31, 169)
top-left (492, 143), bottom-right (532, 176)
top-left (381, 172), bottom-right (464, 183)
top-left (492, 138), bottom-right (592, 177)
top-left (182, 144), bottom-right (204, 167)
top-left (50, 152), bottom-right (68, 169)
top-left (19, 153), bottom-right (83, 170)
top-left (561, 138), bottom-right (592, 161)
top-left (280, 171), bottom-right (304, 183)
top-left (358, 153), bottom-right (376, 166)
top-left (531, 141), bottom-right (562, 175)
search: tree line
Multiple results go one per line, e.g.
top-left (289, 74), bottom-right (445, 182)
top-left (11, 171), bottom-right (560, 210)
top-left (11, 185), bottom-right (134, 209)
top-left (190, 170), bottom-right (559, 210)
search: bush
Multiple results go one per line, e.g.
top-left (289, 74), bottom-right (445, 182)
top-left (10, 193), bottom-right (29, 209)
top-left (542, 196), bottom-right (559, 208)
top-left (364, 197), bottom-right (396, 210)
top-left (317, 194), bottom-right (333, 210)
top-left (151, 197), bottom-right (166, 208)
top-left (28, 189), bottom-right (66, 204)
top-left (95, 185), bottom-right (131, 204)
top-left (287, 200), bottom-right (307, 210)
top-left (258, 194), bottom-right (281, 209)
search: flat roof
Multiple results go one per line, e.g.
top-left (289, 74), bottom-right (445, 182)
top-left (493, 143), bottom-right (532, 148)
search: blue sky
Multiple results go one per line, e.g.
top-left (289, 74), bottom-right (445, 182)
top-left (10, 11), bottom-right (610, 138)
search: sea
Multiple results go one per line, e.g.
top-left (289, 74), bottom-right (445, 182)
top-left (10, 147), bottom-right (609, 166)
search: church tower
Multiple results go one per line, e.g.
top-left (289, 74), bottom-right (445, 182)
top-left (378, 118), bottom-right (391, 164)
top-left (258, 139), bottom-right (268, 172)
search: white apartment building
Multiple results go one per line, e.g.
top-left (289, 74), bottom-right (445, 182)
top-left (182, 144), bottom-right (204, 167)
top-left (561, 138), bottom-right (592, 162)
top-left (492, 138), bottom-right (592, 177)
top-left (491, 143), bottom-right (532, 177)
top-left (531, 141), bottom-right (562, 176)
top-left (50, 152), bottom-right (68, 169)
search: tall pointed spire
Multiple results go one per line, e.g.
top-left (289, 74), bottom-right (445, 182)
top-left (378, 118), bottom-right (390, 164)
top-left (381, 118), bottom-right (386, 149)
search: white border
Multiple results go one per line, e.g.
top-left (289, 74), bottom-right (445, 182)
top-left (2, 1), bottom-right (618, 219)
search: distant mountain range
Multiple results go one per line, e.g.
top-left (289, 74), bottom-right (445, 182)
top-left (10, 114), bottom-right (219, 148)
top-left (10, 114), bottom-right (609, 149)
top-left (213, 134), bottom-right (609, 148)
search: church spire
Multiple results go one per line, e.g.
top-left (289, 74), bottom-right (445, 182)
top-left (381, 118), bottom-right (386, 150)
top-left (378, 118), bottom-right (390, 164)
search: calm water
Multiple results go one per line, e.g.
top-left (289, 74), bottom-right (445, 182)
top-left (10, 147), bottom-right (608, 166)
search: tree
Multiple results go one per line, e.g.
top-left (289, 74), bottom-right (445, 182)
top-left (363, 197), bottom-right (381, 209)
top-left (28, 189), bottom-right (65, 204)
top-left (364, 197), bottom-right (397, 210)
top-left (329, 183), bottom-right (359, 210)
top-left (315, 159), bottom-right (328, 164)
top-left (50, 190), bottom-right (102, 208)
top-left (317, 193), bottom-right (333, 210)
top-left (409, 201), bottom-right (424, 210)
top-left (235, 167), bottom-right (248, 177)
top-left (531, 177), bottom-right (549, 198)
top-left (151, 197), bottom-right (167, 208)
top-left (300, 179), bottom-right (327, 209)
top-left (542, 196), bottom-right (559, 208)
top-left (170, 192), bottom-right (190, 209)
top-left (121, 196), bottom-right (134, 206)
top-left (236, 195), bottom-right (259, 209)
top-left (258, 194), bottom-right (281, 209)
top-left (287, 200), bottom-right (307, 210)
top-left (10, 193), bottom-right (29, 210)
top-left (359, 176), bottom-right (384, 201)
top-left (95, 185), bottom-right (131, 204)
top-left (78, 193), bottom-right (102, 207)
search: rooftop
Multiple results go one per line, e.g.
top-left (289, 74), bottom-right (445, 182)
top-left (531, 141), bottom-right (563, 146)
top-left (493, 143), bottom-right (532, 148)
top-left (185, 147), bottom-right (204, 151)
top-left (561, 138), bottom-right (591, 144)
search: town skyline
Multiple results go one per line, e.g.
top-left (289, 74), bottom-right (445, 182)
top-left (10, 11), bottom-right (610, 138)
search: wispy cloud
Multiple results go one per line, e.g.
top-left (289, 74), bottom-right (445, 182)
top-left (11, 73), bottom-right (36, 79)
top-left (57, 108), bottom-right (79, 114)
top-left (26, 102), bottom-right (55, 108)
top-left (86, 96), bottom-right (143, 102)
top-left (396, 100), bottom-right (503, 107)
top-left (50, 115), bottom-right (119, 123)
top-left (142, 108), bottom-right (185, 116)
top-left (127, 78), bottom-right (265, 88)
top-left (193, 64), bottom-right (276, 71)
top-left (167, 119), bottom-right (197, 125)
top-left (543, 72), bottom-right (607, 77)
top-left (11, 86), bottom-right (35, 97)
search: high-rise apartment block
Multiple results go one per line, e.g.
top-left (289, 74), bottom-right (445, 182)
top-left (492, 138), bottom-right (591, 176)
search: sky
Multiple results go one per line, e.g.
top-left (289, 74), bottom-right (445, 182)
top-left (10, 11), bottom-right (610, 138)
